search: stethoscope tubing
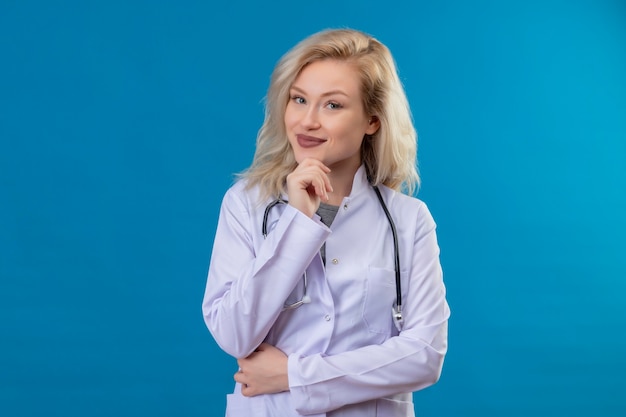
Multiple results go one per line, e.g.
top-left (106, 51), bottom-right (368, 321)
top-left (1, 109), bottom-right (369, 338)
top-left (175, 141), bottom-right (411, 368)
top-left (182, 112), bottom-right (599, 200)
top-left (371, 185), bottom-right (402, 317)
top-left (261, 185), bottom-right (402, 317)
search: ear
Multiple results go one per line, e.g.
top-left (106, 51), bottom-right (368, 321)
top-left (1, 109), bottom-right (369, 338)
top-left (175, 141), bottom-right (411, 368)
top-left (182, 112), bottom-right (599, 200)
top-left (365, 115), bottom-right (381, 135)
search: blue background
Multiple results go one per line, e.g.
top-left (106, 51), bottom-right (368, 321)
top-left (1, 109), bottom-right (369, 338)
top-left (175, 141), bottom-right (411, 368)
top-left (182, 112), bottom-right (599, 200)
top-left (1, 0), bottom-right (625, 416)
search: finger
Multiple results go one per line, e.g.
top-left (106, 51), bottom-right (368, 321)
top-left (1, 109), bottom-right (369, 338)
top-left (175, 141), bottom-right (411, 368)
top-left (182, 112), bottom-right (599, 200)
top-left (296, 165), bottom-right (324, 180)
top-left (314, 161), bottom-right (331, 173)
top-left (313, 176), bottom-right (329, 201)
top-left (308, 167), bottom-right (332, 195)
top-left (298, 157), bottom-right (329, 170)
top-left (240, 383), bottom-right (255, 397)
top-left (322, 173), bottom-right (333, 194)
top-left (289, 165), bottom-right (329, 189)
top-left (233, 371), bottom-right (245, 385)
top-left (316, 184), bottom-right (329, 202)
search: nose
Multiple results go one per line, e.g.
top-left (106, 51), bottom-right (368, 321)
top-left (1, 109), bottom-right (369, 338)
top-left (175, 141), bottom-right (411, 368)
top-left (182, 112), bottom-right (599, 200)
top-left (301, 107), bottom-right (321, 130)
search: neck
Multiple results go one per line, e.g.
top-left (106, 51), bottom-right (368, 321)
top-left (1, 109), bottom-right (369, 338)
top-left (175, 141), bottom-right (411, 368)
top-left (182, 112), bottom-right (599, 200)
top-left (326, 162), bottom-right (360, 205)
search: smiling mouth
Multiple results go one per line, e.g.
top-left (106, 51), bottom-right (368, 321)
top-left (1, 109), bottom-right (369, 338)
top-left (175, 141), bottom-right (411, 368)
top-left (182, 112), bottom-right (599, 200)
top-left (296, 134), bottom-right (326, 148)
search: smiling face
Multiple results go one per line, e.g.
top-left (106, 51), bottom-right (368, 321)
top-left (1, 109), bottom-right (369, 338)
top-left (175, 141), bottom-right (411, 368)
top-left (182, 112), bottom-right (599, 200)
top-left (284, 59), bottom-right (380, 176)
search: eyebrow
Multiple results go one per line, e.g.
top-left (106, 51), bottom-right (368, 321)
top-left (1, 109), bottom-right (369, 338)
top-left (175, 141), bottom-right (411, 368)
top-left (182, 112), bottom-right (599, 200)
top-left (290, 85), bottom-right (349, 98)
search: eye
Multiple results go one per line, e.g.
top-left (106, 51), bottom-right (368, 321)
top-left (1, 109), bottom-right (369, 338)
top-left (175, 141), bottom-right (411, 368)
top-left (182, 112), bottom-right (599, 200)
top-left (326, 101), bottom-right (343, 110)
top-left (291, 95), bottom-right (306, 104)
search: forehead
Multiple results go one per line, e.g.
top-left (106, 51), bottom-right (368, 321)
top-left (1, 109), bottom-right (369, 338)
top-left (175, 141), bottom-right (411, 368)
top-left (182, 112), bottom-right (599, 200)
top-left (292, 59), bottom-right (361, 96)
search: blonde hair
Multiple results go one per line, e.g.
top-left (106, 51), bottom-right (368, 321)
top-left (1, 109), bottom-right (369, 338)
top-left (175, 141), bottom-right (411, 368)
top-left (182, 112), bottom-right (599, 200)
top-left (240, 28), bottom-right (419, 201)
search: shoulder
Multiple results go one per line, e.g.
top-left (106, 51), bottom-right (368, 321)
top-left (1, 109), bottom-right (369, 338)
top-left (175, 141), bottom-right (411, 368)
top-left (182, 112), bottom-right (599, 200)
top-left (220, 178), bottom-right (271, 213)
top-left (379, 186), bottom-right (437, 230)
top-left (380, 186), bottom-right (427, 212)
top-left (223, 178), bottom-right (250, 198)
top-left (220, 179), bottom-right (254, 210)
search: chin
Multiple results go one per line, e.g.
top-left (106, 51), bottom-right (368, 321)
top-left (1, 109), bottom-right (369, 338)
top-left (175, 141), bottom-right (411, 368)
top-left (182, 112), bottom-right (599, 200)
top-left (294, 151), bottom-right (325, 164)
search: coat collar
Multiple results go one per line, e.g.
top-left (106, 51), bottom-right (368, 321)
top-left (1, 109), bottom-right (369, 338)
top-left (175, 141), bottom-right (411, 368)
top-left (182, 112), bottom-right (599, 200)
top-left (346, 164), bottom-right (371, 200)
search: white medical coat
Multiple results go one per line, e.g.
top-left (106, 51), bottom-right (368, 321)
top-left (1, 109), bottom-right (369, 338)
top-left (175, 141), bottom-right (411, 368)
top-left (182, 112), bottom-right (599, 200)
top-left (202, 166), bottom-right (450, 417)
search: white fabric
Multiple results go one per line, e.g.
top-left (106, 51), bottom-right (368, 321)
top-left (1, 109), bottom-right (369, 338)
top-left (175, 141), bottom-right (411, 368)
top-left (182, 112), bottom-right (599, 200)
top-left (203, 166), bottom-right (450, 416)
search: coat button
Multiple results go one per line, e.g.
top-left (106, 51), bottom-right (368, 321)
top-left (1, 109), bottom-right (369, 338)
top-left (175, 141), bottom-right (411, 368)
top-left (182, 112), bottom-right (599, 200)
top-left (331, 258), bottom-right (339, 265)
top-left (324, 315), bottom-right (331, 321)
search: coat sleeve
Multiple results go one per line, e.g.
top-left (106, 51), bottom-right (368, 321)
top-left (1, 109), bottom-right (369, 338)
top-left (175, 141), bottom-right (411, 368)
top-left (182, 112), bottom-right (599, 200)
top-left (287, 202), bottom-right (450, 415)
top-left (202, 185), bottom-right (331, 359)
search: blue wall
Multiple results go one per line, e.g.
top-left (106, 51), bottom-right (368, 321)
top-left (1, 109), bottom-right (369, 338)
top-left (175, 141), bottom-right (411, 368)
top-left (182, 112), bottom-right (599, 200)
top-left (1, 1), bottom-right (624, 416)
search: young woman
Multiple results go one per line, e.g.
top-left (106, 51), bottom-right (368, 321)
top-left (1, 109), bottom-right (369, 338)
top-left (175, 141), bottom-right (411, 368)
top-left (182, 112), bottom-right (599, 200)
top-left (202, 28), bottom-right (450, 417)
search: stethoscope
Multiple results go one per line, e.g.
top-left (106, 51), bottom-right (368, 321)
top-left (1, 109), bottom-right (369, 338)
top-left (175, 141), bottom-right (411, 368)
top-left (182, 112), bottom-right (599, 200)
top-left (262, 184), bottom-right (404, 331)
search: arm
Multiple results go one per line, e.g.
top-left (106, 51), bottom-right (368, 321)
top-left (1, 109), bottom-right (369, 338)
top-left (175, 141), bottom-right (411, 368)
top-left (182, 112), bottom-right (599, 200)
top-left (202, 185), bottom-right (330, 359)
top-left (287, 202), bottom-right (450, 414)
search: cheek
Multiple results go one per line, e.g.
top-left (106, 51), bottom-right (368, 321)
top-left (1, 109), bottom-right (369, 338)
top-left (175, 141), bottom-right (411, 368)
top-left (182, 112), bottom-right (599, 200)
top-left (284, 106), bottom-right (297, 128)
top-left (333, 120), bottom-right (363, 141)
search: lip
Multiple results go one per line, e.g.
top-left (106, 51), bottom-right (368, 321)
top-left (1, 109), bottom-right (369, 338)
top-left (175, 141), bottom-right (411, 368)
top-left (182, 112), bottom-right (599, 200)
top-left (296, 134), bottom-right (326, 148)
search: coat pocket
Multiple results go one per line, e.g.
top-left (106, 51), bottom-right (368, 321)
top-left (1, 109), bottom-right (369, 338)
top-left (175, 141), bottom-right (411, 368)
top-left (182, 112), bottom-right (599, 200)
top-left (361, 266), bottom-right (396, 334)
